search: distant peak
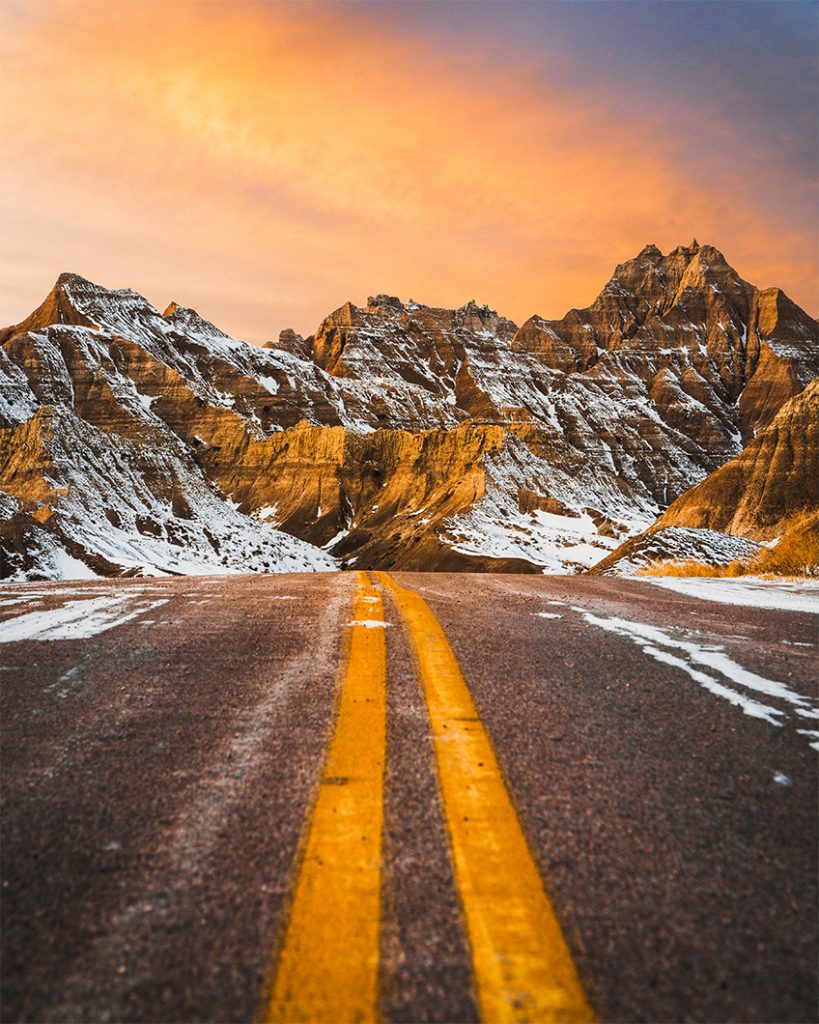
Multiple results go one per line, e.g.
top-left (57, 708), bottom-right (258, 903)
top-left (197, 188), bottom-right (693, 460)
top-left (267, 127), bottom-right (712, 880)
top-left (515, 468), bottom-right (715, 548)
top-left (270, 327), bottom-right (311, 359)
top-left (162, 300), bottom-right (233, 342)
top-left (669, 240), bottom-right (707, 259)
top-left (694, 243), bottom-right (729, 264)
top-left (638, 243), bottom-right (662, 259)
top-left (367, 294), bottom-right (403, 310)
top-left (54, 271), bottom-right (97, 292)
top-left (0, 272), bottom-right (103, 340)
top-left (323, 300), bottom-right (361, 325)
top-left (459, 298), bottom-right (497, 316)
top-left (162, 300), bottom-right (204, 324)
top-left (53, 272), bottom-right (152, 306)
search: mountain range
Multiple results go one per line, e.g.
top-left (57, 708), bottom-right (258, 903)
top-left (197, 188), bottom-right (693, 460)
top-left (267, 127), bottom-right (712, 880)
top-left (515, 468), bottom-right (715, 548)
top-left (1, 241), bottom-right (816, 580)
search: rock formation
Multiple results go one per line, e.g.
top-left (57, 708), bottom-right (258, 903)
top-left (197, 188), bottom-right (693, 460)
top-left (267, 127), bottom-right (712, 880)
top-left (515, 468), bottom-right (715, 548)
top-left (592, 381), bottom-right (819, 575)
top-left (1, 243), bottom-right (816, 579)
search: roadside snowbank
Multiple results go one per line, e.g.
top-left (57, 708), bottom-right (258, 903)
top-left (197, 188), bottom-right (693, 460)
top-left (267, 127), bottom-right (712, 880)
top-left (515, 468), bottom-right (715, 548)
top-left (644, 576), bottom-right (819, 614)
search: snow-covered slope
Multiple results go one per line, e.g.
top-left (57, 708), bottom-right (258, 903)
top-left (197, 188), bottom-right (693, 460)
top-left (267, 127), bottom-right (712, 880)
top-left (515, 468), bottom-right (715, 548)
top-left (1, 243), bottom-right (816, 579)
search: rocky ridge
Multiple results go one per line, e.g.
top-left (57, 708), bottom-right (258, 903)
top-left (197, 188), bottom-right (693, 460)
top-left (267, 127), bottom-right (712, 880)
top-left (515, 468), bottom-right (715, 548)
top-left (1, 242), bottom-right (816, 579)
top-left (593, 381), bottom-right (819, 575)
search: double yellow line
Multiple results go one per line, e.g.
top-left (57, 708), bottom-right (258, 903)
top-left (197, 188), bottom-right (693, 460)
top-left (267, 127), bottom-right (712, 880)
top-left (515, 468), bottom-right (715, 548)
top-left (263, 571), bottom-right (594, 1024)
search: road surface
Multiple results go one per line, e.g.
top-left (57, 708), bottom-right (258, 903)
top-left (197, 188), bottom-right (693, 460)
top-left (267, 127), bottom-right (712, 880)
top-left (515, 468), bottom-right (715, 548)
top-left (1, 571), bottom-right (817, 1023)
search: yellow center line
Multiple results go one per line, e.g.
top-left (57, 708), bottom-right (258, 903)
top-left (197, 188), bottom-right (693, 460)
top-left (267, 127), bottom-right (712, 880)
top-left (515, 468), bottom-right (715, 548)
top-left (263, 571), bottom-right (387, 1024)
top-left (376, 571), bottom-right (596, 1024)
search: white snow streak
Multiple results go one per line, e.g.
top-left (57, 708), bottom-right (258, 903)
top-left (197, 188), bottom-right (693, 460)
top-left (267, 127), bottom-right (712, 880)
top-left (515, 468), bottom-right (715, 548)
top-left (570, 606), bottom-right (818, 745)
top-left (0, 596), bottom-right (169, 642)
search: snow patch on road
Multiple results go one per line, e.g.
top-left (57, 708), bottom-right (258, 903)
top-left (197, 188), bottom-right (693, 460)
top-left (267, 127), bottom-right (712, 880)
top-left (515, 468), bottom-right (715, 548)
top-left (639, 644), bottom-right (783, 726)
top-left (0, 595), bottom-right (169, 642)
top-left (798, 730), bottom-right (819, 751)
top-left (571, 606), bottom-right (818, 744)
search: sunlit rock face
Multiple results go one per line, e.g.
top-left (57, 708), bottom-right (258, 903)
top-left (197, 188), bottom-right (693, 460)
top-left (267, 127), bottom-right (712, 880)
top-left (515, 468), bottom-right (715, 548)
top-left (512, 242), bottom-right (817, 442)
top-left (652, 381), bottom-right (819, 540)
top-left (592, 381), bottom-right (819, 575)
top-left (1, 244), bottom-right (816, 579)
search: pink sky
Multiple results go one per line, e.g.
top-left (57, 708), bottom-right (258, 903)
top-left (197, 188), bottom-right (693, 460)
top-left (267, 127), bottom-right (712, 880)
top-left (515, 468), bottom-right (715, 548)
top-left (1, 0), bottom-right (816, 343)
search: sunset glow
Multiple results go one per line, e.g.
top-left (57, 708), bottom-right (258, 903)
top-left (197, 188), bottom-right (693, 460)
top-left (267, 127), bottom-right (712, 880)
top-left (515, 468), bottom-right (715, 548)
top-left (1, 0), bottom-right (816, 341)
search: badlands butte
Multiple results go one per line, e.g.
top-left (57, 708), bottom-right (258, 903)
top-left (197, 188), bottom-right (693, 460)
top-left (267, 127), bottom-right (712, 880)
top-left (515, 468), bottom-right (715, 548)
top-left (0, 241), bottom-right (817, 580)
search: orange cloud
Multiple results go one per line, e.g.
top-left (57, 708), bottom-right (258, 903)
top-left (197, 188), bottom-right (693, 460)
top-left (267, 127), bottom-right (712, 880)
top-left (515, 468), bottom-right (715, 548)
top-left (0, 0), bottom-right (815, 342)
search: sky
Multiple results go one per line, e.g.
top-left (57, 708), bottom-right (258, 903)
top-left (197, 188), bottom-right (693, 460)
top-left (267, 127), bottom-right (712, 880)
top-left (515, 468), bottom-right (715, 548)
top-left (0, 0), bottom-right (816, 343)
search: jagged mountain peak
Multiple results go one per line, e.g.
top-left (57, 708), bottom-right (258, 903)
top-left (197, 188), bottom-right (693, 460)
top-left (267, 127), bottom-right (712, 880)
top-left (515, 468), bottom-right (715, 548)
top-left (0, 272), bottom-right (101, 343)
top-left (55, 270), bottom-right (94, 290)
top-left (2, 243), bottom-right (816, 580)
top-left (512, 241), bottom-right (817, 438)
top-left (162, 301), bottom-right (232, 342)
top-left (309, 288), bottom-right (519, 380)
top-left (1, 274), bottom-right (255, 371)
top-left (607, 240), bottom-right (733, 294)
top-left (637, 242), bottom-right (663, 259)
top-left (52, 271), bottom-right (153, 312)
top-left (366, 293), bottom-right (404, 310)
top-left (0, 272), bottom-right (164, 348)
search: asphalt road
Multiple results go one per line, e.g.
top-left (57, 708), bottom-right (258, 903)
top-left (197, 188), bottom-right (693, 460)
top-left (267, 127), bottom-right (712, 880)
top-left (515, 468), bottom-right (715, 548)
top-left (0, 571), bottom-right (816, 1023)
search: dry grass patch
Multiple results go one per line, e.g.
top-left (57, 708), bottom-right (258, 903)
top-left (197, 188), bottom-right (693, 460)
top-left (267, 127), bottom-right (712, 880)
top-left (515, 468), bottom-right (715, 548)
top-left (639, 559), bottom-right (749, 578)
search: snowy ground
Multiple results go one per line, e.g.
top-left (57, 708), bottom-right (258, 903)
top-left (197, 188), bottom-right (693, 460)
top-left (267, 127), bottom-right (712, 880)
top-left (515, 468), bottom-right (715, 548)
top-left (644, 576), bottom-right (819, 614)
top-left (0, 590), bottom-right (170, 642)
